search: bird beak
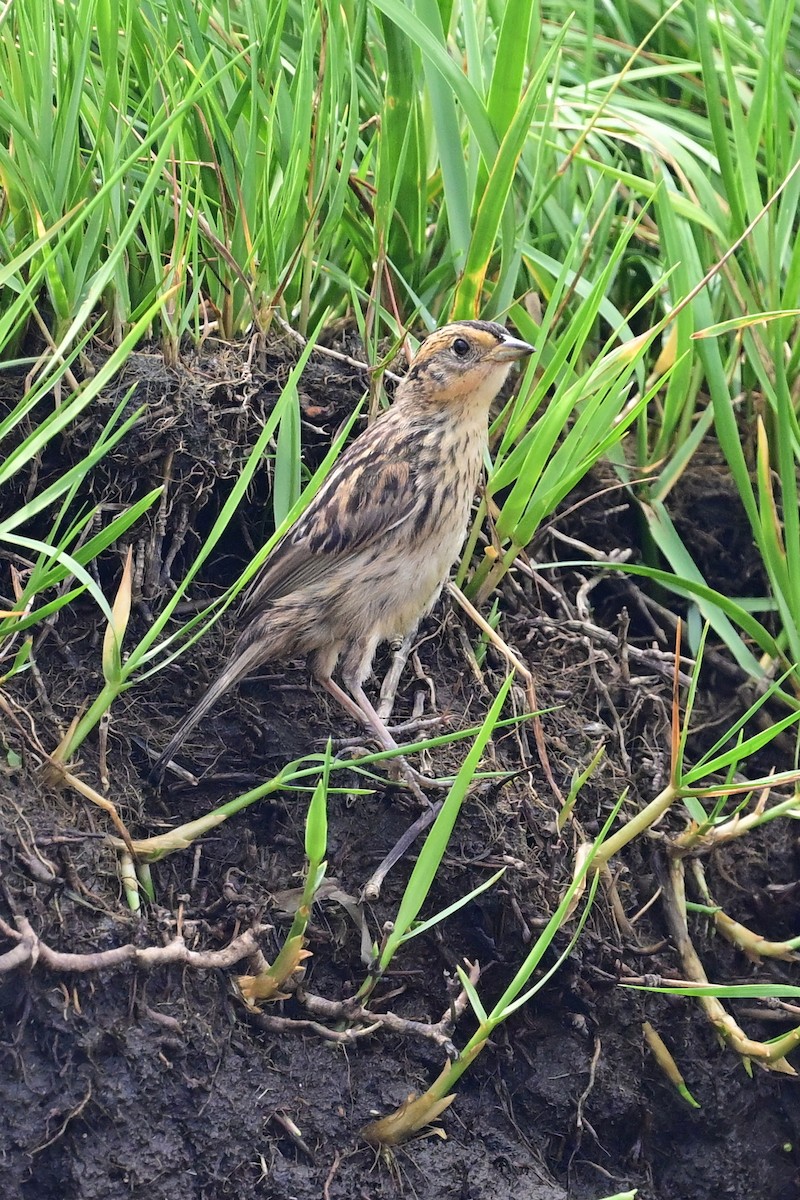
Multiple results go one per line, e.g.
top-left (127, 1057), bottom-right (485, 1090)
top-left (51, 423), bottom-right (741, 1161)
top-left (489, 335), bottom-right (535, 363)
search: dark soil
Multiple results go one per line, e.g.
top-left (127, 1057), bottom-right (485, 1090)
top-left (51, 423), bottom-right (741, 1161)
top-left (1, 337), bottom-right (798, 1200)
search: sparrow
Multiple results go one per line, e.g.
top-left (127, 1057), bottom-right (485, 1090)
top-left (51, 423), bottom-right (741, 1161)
top-left (150, 320), bottom-right (534, 789)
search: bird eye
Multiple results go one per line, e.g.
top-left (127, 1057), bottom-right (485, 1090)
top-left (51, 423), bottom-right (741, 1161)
top-left (452, 337), bottom-right (470, 358)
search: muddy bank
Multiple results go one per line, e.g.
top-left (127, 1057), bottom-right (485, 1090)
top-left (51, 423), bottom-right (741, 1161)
top-left (1, 339), bottom-right (798, 1199)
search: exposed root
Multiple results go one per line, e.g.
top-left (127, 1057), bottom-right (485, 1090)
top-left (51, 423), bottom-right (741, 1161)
top-left (0, 915), bottom-right (265, 976)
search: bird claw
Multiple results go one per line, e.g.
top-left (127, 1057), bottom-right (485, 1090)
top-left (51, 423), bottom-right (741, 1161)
top-left (325, 737), bottom-right (448, 804)
top-left (385, 755), bottom-right (449, 805)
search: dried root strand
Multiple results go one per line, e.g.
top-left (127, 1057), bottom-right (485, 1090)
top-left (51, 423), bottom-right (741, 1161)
top-left (0, 915), bottom-right (264, 976)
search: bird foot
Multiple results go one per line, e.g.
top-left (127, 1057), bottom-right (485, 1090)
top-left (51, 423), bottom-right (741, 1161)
top-left (385, 755), bottom-right (451, 805)
top-left (330, 737), bottom-right (450, 805)
top-left (388, 757), bottom-right (446, 790)
top-left (331, 716), bottom-right (445, 753)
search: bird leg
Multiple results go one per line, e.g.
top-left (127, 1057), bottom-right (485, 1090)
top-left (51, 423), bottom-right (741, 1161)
top-left (315, 673), bottom-right (442, 803)
top-left (345, 680), bottom-right (445, 798)
top-left (317, 673), bottom-right (375, 731)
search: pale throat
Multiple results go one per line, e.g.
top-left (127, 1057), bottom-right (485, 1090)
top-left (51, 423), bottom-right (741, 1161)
top-left (451, 362), bottom-right (513, 424)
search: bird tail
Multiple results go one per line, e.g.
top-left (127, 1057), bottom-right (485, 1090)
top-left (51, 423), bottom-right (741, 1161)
top-left (148, 635), bottom-right (269, 786)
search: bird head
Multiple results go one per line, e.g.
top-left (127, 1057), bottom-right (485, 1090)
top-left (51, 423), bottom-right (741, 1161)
top-left (398, 320), bottom-right (534, 412)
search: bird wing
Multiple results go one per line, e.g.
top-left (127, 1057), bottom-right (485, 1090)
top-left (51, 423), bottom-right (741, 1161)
top-left (240, 416), bottom-right (421, 616)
